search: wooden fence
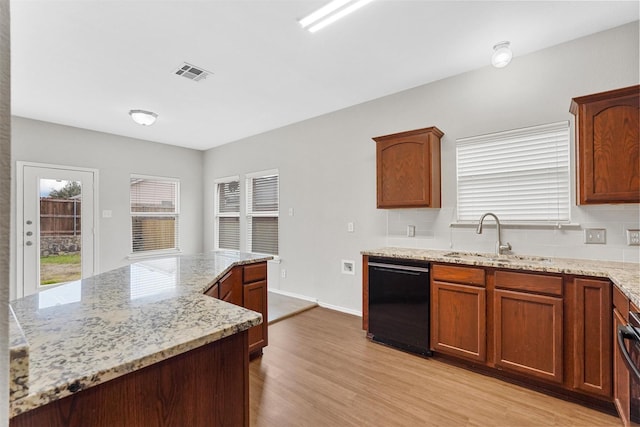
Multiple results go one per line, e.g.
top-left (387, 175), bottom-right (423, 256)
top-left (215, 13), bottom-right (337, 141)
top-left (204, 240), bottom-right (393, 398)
top-left (40, 198), bottom-right (81, 236)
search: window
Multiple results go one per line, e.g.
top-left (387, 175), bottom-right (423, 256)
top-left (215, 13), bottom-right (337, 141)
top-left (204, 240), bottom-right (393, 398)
top-left (456, 121), bottom-right (570, 223)
top-left (246, 171), bottom-right (279, 255)
top-left (130, 175), bottom-right (179, 254)
top-left (215, 178), bottom-right (240, 250)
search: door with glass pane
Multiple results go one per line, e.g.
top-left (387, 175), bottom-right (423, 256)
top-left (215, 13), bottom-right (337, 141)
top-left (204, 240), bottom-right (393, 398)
top-left (19, 163), bottom-right (96, 297)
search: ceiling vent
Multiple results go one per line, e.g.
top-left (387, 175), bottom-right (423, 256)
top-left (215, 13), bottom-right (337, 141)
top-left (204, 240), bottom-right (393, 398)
top-left (173, 62), bottom-right (212, 82)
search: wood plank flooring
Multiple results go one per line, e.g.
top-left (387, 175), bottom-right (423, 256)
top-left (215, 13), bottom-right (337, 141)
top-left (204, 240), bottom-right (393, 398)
top-left (249, 307), bottom-right (621, 427)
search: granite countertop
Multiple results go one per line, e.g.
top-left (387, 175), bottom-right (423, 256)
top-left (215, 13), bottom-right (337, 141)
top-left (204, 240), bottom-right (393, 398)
top-left (362, 247), bottom-right (640, 308)
top-left (9, 251), bottom-right (271, 418)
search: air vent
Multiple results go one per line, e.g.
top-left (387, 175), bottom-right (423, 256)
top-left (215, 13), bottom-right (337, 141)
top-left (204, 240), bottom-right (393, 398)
top-left (173, 62), bottom-right (212, 82)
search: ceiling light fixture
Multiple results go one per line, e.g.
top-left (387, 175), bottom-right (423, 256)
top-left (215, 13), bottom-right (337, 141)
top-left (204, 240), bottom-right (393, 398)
top-left (129, 109), bottom-right (158, 126)
top-left (491, 41), bottom-right (513, 68)
top-left (299, 0), bottom-right (375, 33)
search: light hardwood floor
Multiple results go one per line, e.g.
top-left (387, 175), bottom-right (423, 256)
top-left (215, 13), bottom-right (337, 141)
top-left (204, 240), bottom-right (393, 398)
top-left (249, 307), bottom-right (621, 427)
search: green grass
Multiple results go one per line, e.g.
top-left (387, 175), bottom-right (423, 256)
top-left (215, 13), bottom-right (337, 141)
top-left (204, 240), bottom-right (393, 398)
top-left (40, 253), bottom-right (81, 265)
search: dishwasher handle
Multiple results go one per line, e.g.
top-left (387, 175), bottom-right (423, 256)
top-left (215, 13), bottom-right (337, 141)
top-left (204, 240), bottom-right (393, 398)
top-left (368, 262), bottom-right (429, 274)
top-left (617, 324), bottom-right (640, 381)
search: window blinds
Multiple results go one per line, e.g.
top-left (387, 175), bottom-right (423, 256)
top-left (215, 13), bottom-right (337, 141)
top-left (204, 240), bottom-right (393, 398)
top-left (130, 177), bottom-right (179, 253)
top-left (247, 173), bottom-right (279, 255)
top-left (456, 121), bottom-right (570, 222)
top-left (216, 180), bottom-right (240, 250)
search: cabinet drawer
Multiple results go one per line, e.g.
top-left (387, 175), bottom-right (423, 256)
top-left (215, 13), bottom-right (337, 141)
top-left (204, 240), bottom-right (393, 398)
top-left (613, 285), bottom-right (629, 319)
top-left (495, 270), bottom-right (562, 296)
top-left (244, 262), bottom-right (267, 283)
top-left (432, 264), bottom-right (485, 287)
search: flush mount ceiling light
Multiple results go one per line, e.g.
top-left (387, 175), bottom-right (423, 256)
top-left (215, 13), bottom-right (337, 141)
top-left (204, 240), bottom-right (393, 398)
top-left (299, 0), bottom-right (375, 33)
top-left (129, 109), bottom-right (158, 126)
top-left (491, 41), bottom-right (513, 68)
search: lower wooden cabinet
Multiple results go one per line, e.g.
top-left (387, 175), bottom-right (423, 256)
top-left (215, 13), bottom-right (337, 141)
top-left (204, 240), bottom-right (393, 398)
top-left (431, 281), bottom-right (486, 362)
top-left (242, 263), bottom-right (268, 356)
top-left (205, 262), bottom-right (268, 357)
top-left (613, 285), bottom-right (631, 426)
top-left (494, 289), bottom-right (563, 383)
top-left (572, 278), bottom-right (612, 397)
top-left (430, 263), bottom-right (615, 406)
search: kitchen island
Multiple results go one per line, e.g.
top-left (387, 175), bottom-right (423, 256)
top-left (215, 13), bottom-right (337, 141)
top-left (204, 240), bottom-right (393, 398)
top-left (9, 251), bottom-right (271, 427)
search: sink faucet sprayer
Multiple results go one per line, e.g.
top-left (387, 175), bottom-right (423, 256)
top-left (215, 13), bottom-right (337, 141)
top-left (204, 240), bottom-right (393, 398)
top-left (476, 212), bottom-right (512, 255)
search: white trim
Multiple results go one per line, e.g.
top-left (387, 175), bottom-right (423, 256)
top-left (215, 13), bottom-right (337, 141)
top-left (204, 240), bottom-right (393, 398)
top-left (214, 175), bottom-right (240, 184)
top-left (317, 301), bottom-right (362, 317)
top-left (268, 288), bottom-right (318, 303)
top-left (15, 161), bottom-right (99, 299)
top-left (268, 289), bottom-right (362, 317)
top-left (246, 168), bottom-right (278, 179)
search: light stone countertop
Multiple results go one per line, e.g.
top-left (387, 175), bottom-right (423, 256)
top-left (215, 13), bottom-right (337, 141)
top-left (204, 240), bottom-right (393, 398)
top-left (9, 251), bottom-right (271, 418)
top-left (362, 247), bottom-right (640, 308)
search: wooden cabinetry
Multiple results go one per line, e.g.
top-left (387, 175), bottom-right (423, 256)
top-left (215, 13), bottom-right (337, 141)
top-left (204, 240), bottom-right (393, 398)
top-left (494, 271), bottom-right (564, 383)
top-left (613, 285), bottom-right (631, 426)
top-left (572, 278), bottom-right (612, 397)
top-left (373, 127), bottom-right (443, 208)
top-left (243, 263), bottom-right (268, 356)
top-left (204, 262), bottom-right (268, 357)
top-left (431, 264), bottom-right (486, 362)
top-left (570, 85), bottom-right (640, 204)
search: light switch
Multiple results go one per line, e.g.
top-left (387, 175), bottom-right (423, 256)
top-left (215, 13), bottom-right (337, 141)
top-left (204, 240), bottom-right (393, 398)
top-left (584, 228), bottom-right (606, 244)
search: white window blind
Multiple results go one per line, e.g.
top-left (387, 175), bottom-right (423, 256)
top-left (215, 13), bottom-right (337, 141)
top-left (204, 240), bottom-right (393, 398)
top-left (215, 179), bottom-right (240, 250)
top-left (456, 121), bottom-right (570, 222)
top-left (246, 172), bottom-right (279, 255)
top-left (130, 176), bottom-right (180, 253)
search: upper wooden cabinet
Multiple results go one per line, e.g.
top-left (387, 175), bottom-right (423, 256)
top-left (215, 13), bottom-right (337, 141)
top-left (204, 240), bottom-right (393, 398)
top-left (374, 127), bottom-right (443, 208)
top-left (570, 85), bottom-right (640, 204)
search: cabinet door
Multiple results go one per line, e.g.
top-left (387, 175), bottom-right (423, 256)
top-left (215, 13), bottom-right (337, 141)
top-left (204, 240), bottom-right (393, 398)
top-left (614, 307), bottom-right (631, 426)
top-left (431, 281), bottom-right (486, 362)
top-left (494, 289), bottom-right (563, 383)
top-left (244, 280), bottom-right (268, 355)
top-left (374, 127), bottom-right (443, 208)
top-left (219, 269), bottom-right (242, 306)
top-left (571, 85), bottom-right (640, 204)
top-left (573, 278), bottom-right (612, 398)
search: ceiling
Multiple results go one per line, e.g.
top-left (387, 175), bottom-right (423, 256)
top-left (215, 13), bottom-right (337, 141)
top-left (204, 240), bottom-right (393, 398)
top-left (10, 1), bottom-right (639, 151)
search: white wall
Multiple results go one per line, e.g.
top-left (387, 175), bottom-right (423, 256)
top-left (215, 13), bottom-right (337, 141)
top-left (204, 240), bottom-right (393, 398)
top-left (1, 0), bottom-right (10, 423)
top-left (204, 22), bottom-right (640, 314)
top-left (10, 118), bottom-right (204, 300)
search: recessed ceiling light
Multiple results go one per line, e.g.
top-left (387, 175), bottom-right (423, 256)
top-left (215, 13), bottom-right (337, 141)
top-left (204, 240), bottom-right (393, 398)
top-left (299, 0), bottom-right (375, 33)
top-left (491, 41), bottom-right (513, 68)
top-left (129, 109), bottom-right (158, 126)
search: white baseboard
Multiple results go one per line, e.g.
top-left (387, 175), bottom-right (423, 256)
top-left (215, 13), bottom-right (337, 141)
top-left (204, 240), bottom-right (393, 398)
top-left (268, 288), bottom-right (318, 303)
top-left (268, 288), bottom-right (362, 318)
top-left (317, 301), bottom-right (362, 317)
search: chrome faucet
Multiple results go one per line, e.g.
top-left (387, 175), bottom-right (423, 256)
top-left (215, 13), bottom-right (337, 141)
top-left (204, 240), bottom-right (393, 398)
top-left (476, 212), bottom-right (512, 255)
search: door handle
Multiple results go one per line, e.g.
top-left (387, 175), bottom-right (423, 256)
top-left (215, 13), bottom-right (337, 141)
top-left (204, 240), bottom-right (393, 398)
top-left (25, 241), bottom-right (33, 246)
top-left (617, 325), bottom-right (640, 380)
top-left (26, 231), bottom-right (33, 236)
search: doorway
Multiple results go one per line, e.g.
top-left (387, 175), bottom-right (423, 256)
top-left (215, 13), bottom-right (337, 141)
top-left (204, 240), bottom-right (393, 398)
top-left (17, 162), bottom-right (97, 298)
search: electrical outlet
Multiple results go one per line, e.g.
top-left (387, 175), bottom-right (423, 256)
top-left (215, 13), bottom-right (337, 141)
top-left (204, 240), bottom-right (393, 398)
top-left (627, 229), bottom-right (640, 246)
top-left (584, 228), bottom-right (606, 244)
top-left (347, 222), bottom-right (354, 233)
top-left (281, 269), bottom-right (287, 279)
top-left (407, 225), bottom-right (416, 237)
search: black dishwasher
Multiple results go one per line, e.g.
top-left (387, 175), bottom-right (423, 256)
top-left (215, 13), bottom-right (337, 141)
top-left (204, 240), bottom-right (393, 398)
top-left (368, 257), bottom-right (432, 356)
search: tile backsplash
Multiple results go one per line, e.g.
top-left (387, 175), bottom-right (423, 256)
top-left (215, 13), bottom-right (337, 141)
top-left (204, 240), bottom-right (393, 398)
top-left (386, 205), bottom-right (640, 263)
